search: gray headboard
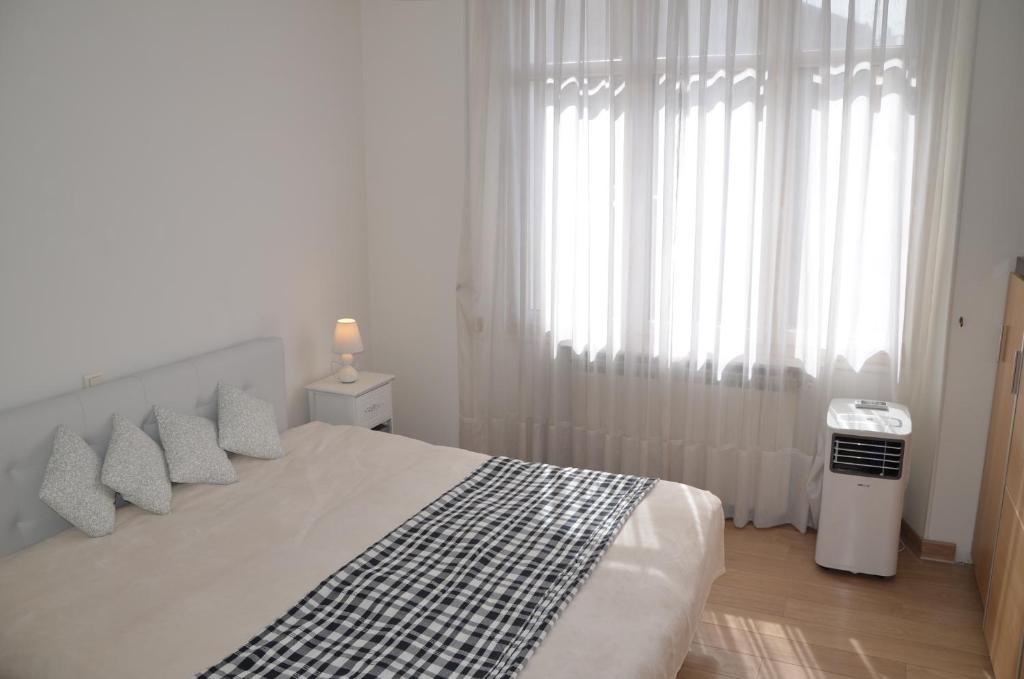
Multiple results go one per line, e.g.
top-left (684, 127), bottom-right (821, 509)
top-left (0, 337), bottom-right (286, 558)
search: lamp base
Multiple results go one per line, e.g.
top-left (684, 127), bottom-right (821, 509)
top-left (335, 353), bottom-right (359, 383)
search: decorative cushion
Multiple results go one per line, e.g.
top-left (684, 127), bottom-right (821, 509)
top-left (101, 414), bottom-right (172, 514)
top-left (39, 426), bottom-right (116, 537)
top-left (217, 383), bottom-right (284, 459)
top-left (154, 407), bottom-right (237, 485)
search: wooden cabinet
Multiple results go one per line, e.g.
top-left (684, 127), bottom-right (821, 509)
top-left (974, 274), bottom-right (1024, 598)
top-left (986, 499), bottom-right (1024, 679)
top-left (974, 272), bottom-right (1024, 679)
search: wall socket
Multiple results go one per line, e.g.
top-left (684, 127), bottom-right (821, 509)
top-left (82, 372), bottom-right (104, 388)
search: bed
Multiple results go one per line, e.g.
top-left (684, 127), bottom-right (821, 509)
top-left (0, 338), bottom-right (724, 678)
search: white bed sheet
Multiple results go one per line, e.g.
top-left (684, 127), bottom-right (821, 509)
top-left (0, 422), bottom-right (723, 679)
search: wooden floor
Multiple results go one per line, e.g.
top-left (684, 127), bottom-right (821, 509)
top-left (678, 521), bottom-right (993, 679)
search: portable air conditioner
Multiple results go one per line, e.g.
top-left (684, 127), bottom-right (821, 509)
top-left (814, 398), bottom-right (912, 577)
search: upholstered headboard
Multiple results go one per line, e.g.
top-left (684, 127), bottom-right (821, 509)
top-left (0, 337), bottom-right (286, 558)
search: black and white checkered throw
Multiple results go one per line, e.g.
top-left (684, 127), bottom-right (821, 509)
top-left (200, 456), bottom-right (656, 678)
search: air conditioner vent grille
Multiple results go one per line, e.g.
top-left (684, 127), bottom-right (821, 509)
top-left (830, 434), bottom-right (904, 479)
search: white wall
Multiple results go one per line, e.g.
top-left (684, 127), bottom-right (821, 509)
top-left (359, 0), bottom-right (465, 447)
top-left (0, 0), bottom-right (368, 427)
top-left (925, 0), bottom-right (1024, 561)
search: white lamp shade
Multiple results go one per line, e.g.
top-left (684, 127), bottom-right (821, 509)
top-left (332, 318), bottom-right (364, 354)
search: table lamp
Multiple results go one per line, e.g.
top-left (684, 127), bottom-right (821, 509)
top-left (332, 318), bottom-right (364, 383)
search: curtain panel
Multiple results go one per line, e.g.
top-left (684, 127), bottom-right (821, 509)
top-left (458, 0), bottom-right (975, 529)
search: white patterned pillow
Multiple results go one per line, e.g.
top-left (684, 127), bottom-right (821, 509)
top-left (154, 407), bottom-right (237, 485)
top-left (39, 426), bottom-right (116, 537)
top-left (217, 383), bottom-right (284, 459)
top-left (101, 414), bottom-right (172, 514)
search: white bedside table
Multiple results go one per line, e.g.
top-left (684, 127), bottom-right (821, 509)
top-left (305, 372), bottom-right (395, 432)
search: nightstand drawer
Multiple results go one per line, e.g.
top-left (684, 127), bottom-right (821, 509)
top-left (356, 383), bottom-right (392, 429)
top-left (305, 371), bottom-right (395, 431)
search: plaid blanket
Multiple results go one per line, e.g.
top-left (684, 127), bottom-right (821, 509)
top-left (200, 456), bottom-right (656, 678)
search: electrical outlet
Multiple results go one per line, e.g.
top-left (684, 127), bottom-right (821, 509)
top-left (83, 372), bottom-right (104, 388)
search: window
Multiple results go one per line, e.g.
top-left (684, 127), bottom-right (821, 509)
top-left (522, 0), bottom-right (915, 378)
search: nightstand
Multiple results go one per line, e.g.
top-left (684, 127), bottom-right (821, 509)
top-left (305, 372), bottom-right (395, 432)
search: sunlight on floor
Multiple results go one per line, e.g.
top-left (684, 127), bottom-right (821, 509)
top-left (678, 522), bottom-right (993, 679)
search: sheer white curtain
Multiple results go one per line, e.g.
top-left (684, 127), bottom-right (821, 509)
top-left (459, 0), bottom-right (975, 529)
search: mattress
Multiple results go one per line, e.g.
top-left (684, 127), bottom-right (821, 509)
top-left (0, 422), bottom-right (724, 679)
